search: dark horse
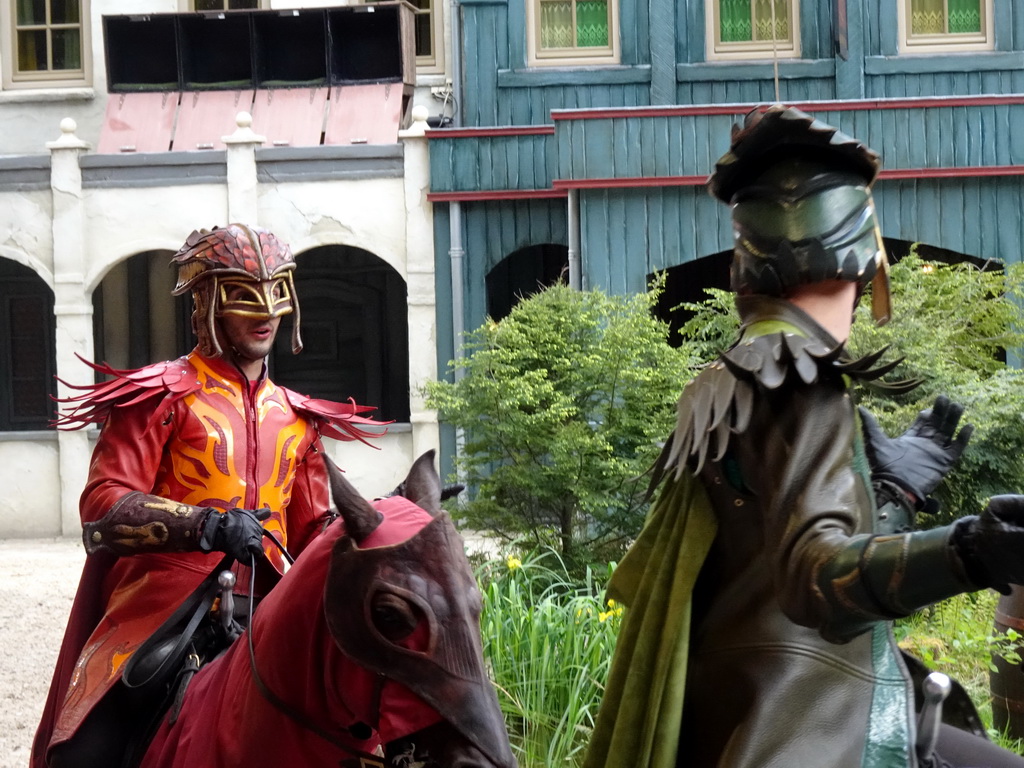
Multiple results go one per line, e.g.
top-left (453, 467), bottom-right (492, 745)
top-left (137, 450), bottom-right (516, 768)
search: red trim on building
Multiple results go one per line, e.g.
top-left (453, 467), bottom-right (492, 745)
top-left (553, 175), bottom-right (708, 189)
top-left (430, 165), bottom-right (1024, 199)
top-left (426, 125), bottom-right (556, 139)
top-left (550, 94), bottom-right (1024, 121)
top-left (878, 165), bottom-right (1024, 180)
top-left (427, 188), bottom-right (568, 202)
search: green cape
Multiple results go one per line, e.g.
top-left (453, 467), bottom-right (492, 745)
top-left (583, 473), bottom-right (718, 768)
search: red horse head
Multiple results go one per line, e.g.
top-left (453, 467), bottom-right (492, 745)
top-left (141, 451), bottom-right (516, 768)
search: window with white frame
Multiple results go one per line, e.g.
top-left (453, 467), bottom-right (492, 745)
top-left (527, 0), bottom-right (619, 66)
top-left (707, 0), bottom-right (799, 60)
top-left (5, 0), bottom-right (89, 87)
top-left (899, 0), bottom-right (992, 52)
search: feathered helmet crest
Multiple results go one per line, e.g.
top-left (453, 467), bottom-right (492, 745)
top-left (171, 224), bottom-right (303, 357)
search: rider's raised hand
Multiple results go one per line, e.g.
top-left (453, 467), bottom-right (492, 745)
top-left (858, 395), bottom-right (973, 508)
top-left (953, 495), bottom-right (1024, 594)
top-left (199, 507), bottom-right (271, 563)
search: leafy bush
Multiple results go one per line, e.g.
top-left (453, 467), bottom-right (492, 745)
top-left (478, 549), bottom-right (620, 767)
top-left (426, 283), bottom-right (696, 567)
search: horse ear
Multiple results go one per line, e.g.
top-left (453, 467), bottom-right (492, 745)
top-left (323, 453), bottom-right (382, 543)
top-left (399, 450), bottom-right (443, 516)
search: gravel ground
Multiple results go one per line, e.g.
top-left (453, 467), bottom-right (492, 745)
top-left (0, 538), bottom-right (84, 768)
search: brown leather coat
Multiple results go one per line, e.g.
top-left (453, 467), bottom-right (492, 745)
top-left (674, 297), bottom-right (978, 767)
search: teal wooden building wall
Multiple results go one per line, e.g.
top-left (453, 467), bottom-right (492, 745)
top-left (428, 1), bottom-right (1024, 426)
top-left (457, 0), bottom-right (1024, 127)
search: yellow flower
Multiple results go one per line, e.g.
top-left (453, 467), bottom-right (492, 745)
top-left (599, 611), bottom-right (611, 623)
top-left (506, 555), bottom-right (522, 571)
top-left (606, 598), bottom-right (616, 608)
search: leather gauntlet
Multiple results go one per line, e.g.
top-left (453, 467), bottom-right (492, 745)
top-left (83, 491), bottom-right (211, 556)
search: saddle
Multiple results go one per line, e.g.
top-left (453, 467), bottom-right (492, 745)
top-left (119, 554), bottom-right (242, 767)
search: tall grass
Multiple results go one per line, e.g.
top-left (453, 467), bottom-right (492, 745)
top-left (477, 549), bottom-right (620, 767)
top-left (476, 551), bottom-right (1024, 763)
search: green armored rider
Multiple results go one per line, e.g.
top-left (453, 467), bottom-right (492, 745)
top-left (585, 105), bottom-right (1024, 768)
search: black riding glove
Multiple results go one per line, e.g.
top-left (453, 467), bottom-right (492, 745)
top-left (199, 507), bottom-right (271, 563)
top-left (953, 495), bottom-right (1024, 595)
top-left (859, 395), bottom-right (973, 510)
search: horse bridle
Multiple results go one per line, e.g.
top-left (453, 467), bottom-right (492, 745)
top-left (242, 548), bottom-right (390, 768)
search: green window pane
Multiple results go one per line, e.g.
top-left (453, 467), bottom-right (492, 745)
top-left (50, 0), bottom-right (80, 25)
top-left (194, 0), bottom-right (225, 10)
top-left (720, 0), bottom-right (752, 43)
top-left (911, 0), bottom-right (945, 34)
top-left (227, 0), bottom-right (259, 9)
top-left (17, 29), bottom-right (47, 70)
top-left (947, 0), bottom-right (981, 33)
top-left (539, 0), bottom-right (573, 49)
top-left (753, 0), bottom-right (789, 41)
top-left (16, 0), bottom-right (47, 26)
top-left (576, 0), bottom-right (608, 47)
top-left (52, 28), bottom-right (81, 69)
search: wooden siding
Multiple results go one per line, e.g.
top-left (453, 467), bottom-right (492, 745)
top-left (458, 0), bottom-right (1024, 129)
top-left (458, 198), bottom-right (569, 325)
top-left (577, 176), bottom-right (1024, 299)
top-left (552, 99), bottom-right (1024, 185)
top-left (428, 128), bottom-right (557, 194)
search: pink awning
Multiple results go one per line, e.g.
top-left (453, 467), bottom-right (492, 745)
top-left (323, 83), bottom-right (402, 146)
top-left (250, 88), bottom-right (329, 148)
top-left (97, 93), bottom-right (178, 154)
top-left (172, 90), bottom-right (255, 151)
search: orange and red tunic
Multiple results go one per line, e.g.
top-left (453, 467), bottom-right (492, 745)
top-left (33, 349), bottom-right (383, 763)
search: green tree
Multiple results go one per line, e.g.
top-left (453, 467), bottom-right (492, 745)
top-left (425, 283), bottom-right (696, 566)
top-left (679, 251), bottom-right (1024, 520)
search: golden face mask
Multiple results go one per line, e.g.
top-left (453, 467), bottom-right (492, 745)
top-left (215, 276), bottom-right (295, 319)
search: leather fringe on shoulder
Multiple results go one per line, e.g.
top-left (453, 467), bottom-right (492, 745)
top-left (52, 356), bottom-right (201, 431)
top-left (651, 332), bottom-right (919, 492)
top-left (281, 388), bottom-right (389, 447)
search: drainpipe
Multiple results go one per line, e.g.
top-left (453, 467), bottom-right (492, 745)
top-left (567, 189), bottom-right (581, 290)
top-left (448, 0), bottom-right (467, 468)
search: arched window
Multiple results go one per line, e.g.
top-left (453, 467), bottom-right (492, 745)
top-left (270, 245), bottom-right (410, 423)
top-left (93, 250), bottom-right (188, 371)
top-left (486, 243), bottom-right (569, 322)
top-left (0, 259), bottom-right (56, 430)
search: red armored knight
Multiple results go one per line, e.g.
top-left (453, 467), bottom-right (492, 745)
top-left (32, 224), bottom-right (385, 768)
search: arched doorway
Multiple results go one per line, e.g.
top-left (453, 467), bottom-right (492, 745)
top-left (93, 250), bottom-right (190, 370)
top-left (649, 249), bottom-right (732, 347)
top-left (0, 259), bottom-right (56, 430)
top-left (486, 243), bottom-right (569, 322)
top-left (270, 245), bottom-right (410, 423)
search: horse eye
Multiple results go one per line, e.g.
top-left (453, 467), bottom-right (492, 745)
top-left (371, 593), bottom-right (418, 642)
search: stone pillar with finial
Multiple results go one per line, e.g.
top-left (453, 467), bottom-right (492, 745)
top-left (399, 105), bottom-right (441, 459)
top-left (223, 111), bottom-right (265, 225)
top-left (47, 117), bottom-right (93, 536)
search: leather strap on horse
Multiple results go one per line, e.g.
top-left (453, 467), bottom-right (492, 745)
top-left (122, 553), bottom-right (234, 691)
top-left (243, 566), bottom-right (387, 768)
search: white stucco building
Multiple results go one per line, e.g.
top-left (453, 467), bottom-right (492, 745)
top-left (0, 0), bottom-right (452, 537)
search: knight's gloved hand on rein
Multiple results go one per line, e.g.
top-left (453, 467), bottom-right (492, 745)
top-left (199, 507), bottom-right (271, 563)
top-left (952, 495), bottom-right (1024, 595)
top-left (858, 395), bottom-right (973, 510)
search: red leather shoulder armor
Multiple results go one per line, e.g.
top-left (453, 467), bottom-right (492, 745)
top-left (53, 355), bottom-right (201, 431)
top-left (281, 387), bottom-right (389, 445)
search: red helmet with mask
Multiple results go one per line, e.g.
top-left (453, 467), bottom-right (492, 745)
top-left (171, 223), bottom-right (303, 357)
